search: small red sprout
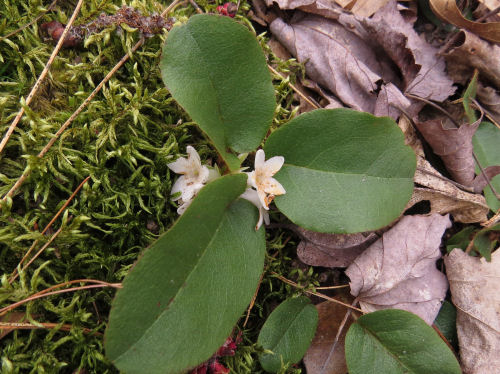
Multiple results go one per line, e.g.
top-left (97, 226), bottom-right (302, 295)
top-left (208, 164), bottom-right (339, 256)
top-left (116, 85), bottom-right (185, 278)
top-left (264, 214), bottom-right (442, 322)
top-left (216, 3), bottom-right (238, 17)
top-left (190, 334), bottom-right (241, 374)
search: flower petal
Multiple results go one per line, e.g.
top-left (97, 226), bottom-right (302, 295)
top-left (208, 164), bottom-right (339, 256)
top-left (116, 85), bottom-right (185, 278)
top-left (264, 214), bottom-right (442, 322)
top-left (246, 171), bottom-right (257, 189)
top-left (167, 157), bottom-right (190, 174)
top-left (171, 176), bottom-right (187, 200)
top-left (257, 189), bottom-right (269, 210)
top-left (254, 149), bottom-right (265, 170)
top-left (177, 198), bottom-right (192, 215)
top-left (263, 156), bottom-right (284, 176)
top-left (262, 177), bottom-right (286, 196)
top-left (186, 145), bottom-right (201, 164)
top-left (181, 182), bottom-right (203, 202)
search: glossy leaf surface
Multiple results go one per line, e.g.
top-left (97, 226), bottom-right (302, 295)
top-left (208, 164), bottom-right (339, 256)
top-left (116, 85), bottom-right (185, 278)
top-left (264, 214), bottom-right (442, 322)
top-left (258, 296), bottom-right (318, 372)
top-left (264, 109), bottom-right (416, 233)
top-left (345, 309), bottom-right (461, 374)
top-left (105, 174), bottom-right (266, 373)
top-left (161, 15), bottom-right (275, 170)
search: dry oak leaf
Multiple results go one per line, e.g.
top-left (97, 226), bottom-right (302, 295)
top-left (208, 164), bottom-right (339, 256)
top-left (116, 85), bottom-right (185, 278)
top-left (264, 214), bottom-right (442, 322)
top-left (409, 157), bottom-right (489, 223)
top-left (295, 226), bottom-right (378, 268)
top-left (445, 249), bottom-right (500, 374)
top-left (476, 83), bottom-right (500, 125)
top-left (303, 299), bottom-right (354, 374)
top-left (346, 214), bottom-right (450, 325)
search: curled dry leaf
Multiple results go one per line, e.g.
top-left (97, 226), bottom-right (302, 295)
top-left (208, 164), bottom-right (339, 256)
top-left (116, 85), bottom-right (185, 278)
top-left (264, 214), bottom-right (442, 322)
top-left (445, 249), bottom-right (500, 374)
top-left (476, 83), bottom-right (500, 124)
top-left (337, 0), bottom-right (391, 17)
top-left (346, 214), bottom-right (451, 325)
top-left (413, 115), bottom-right (480, 187)
top-left (443, 31), bottom-right (500, 89)
top-left (303, 298), bottom-right (354, 374)
top-left (295, 226), bottom-right (378, 268)
top-left (429, 0), bottom-right (500, 43)
top-left (409, 157), bottom-right (489, 223)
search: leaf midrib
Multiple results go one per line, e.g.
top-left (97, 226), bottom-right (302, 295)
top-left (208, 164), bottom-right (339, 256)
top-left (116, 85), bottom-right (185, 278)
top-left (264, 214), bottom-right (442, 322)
top-left (283, 163), bottom-right (413, 180)
top-left (113, 205), bottom-right (229, 363)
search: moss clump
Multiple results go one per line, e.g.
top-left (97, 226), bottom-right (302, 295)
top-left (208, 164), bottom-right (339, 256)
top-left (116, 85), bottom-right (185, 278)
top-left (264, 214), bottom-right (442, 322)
top-left (0, 0), bottom-right (310, 372)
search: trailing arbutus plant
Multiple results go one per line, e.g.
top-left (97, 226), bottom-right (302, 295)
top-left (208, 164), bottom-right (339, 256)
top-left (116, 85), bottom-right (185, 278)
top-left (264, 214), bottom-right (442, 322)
top-left (104, 14), bottom-right (459, 374)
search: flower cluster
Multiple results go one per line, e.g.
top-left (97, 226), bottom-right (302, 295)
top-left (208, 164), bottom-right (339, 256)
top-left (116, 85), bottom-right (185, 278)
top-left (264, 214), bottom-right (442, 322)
top-left (241, 149), bottom-right (286, 230)
top-left (168, 147), bottom-right (285, 229)
top-left (167, 146), bottom-right (218, 214)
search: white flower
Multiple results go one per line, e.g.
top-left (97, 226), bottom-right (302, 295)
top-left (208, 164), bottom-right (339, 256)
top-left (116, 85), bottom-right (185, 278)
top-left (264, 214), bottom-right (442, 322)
top-left (167, 146), bottom-right (219, 215)
top-left (246, 149), bottom-right (286, 210)
top-left (240, 188), bottom-right (270, 230)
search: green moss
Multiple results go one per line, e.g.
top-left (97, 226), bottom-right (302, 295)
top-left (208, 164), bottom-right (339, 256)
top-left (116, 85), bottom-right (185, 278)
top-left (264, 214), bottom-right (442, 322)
top-left (0, 0), bottom-right (309, 372)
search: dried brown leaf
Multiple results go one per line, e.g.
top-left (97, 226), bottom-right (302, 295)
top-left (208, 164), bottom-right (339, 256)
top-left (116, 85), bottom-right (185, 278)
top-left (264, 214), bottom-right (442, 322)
top-left (295, 226), bottom-right (378, 268)
top-left (444, 31), bottom-right (500, 89)
top-left (445, 249), bottom-right (500, 374)
top-left (409, 157), bottom-right (489, 223)
top-left (361, 1), bottom-right (455, 103)
top-left (348, 0), bottom-right (391, 17)
top-left (477, 83), bottom-right (500, 124)
top-left (0, 312), bottom-right (27, 340)
top-left (413, 115), bottom-right (480, 186)
top-left (429, 0), bottom-right (500, 43)
top-left (346, 214), bottom-right (451, 325)
top-left (303, 299), bottom-right (354, 374)
top-left (269, 12), bottom-right (409, 117)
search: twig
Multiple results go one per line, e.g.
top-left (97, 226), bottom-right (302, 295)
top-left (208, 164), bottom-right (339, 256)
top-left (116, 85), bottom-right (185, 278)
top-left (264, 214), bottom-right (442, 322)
top-left (10, 226), bottom-right (63, 284)
top-left (271, 272), bottom-right (363, 313)
top-left (0, 0), bottom-right (84, 156)
top-left (0, 321), bottom-right (102, 336)
top-left (243, 272), bottom-right (264, 327)
top-left (405, 93), bottom-right (460, 128)
top-left (9, 176), bottom-right (90, 283)
top-left (0, 0), bottom-right (58, 43)
top-left (189, 0), bottom-right (204, 14)
top-left (0, 280), bottom-right (121, 316)
top-left (268, 65), bottom-right (320, 109)
top-left (315, 284), bottom-right (349, 290)
top-left (1, 0), bottom-right (181, 201)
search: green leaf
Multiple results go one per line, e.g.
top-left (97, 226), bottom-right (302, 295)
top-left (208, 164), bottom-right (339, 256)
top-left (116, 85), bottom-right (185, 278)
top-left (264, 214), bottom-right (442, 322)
top-left (463, 69), bottom-right (478, 123)
top-left (258, 296), bottom-right (318, 373)
top-left (434, 301), bottom-right (458, 349)
top-left (473, 122), bottom-right (500, 211)
top-left (473, 223), bottom-right (500, 261)
top-left (160, 15), bottom-right (275, 170)
top-left (345, 309), bottom-right (461, 374)
top-left (105, 174), bottom-right (266, 373)
top-left (264, 109), bottom-right (416, 233)
top-left (446, 226), bottom-right (475, 253)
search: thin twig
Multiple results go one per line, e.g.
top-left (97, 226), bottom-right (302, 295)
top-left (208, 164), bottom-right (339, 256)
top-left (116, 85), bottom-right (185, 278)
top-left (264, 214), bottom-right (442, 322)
top-left (268, 65), bottom-right (320, 109)
top-left (243, 272), bottom-right (264, 327)
top-left (405, 93), bottom-right (460, 128)
top-left (271, 272), bottom-right (363, 313)
top-left (1, 0), bottom-right (180, 201)
top-left (315, 284), bottom-right (349, 290)
top-left (0, 0), bottom-right (58, 43)
top-left (0, 0), bottom-right (84, 156)
top-left (0, 321), bottom-right (102, 336)
top-left (0, 281), bottom-right (121, 316)
top-left (189, 0), bottom-right (204, 14)
top-left (9, 176), bottom-right (90, 283)
top-left (481, 207), bottom-right (500, 227)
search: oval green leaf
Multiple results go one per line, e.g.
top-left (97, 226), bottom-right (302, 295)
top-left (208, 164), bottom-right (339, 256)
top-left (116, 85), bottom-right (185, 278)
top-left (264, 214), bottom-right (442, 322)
top-left (345, 309), bottom-right (461, 374)
top-left (264, 109), bottom-right (416, 233)
top-left (473, 122), bottom-right (500, 211)
top-left (161, 15), bottom-right (275, 170)
top-left (105, 174), bottom-right (266, 373)
top-left (258, 296), bottom-right (318, 372)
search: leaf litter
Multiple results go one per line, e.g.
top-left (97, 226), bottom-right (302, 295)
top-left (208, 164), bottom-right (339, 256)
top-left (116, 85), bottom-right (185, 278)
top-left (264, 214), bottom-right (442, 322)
top-left (263, 0), bottom-right (500, 370)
